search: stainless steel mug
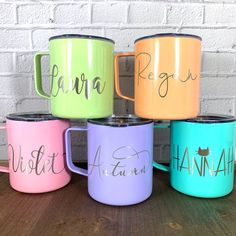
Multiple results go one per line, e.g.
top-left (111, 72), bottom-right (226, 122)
top-left (0, 113), bottom-right (71, 193)
top-left (65, 116), bottom-right (154, 206)
top-left (154, 115), bottom-right (236, 198)
top-left (34, 34), bottom-right (115, 119)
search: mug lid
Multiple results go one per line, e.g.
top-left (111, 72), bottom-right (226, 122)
top-left (49, 34), bottom-right (115, 44)
top-left (88, 115), bottom-right (153, 127)
top-left (135, 33), bottom-right (202, 43)
top-left (6, 112), bottom-right (63, 122)
top-left (184, 114), bottom-right (236, 123)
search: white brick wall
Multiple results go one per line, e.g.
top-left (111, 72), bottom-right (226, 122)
top-left (0, 0), bottom-right (235, 162)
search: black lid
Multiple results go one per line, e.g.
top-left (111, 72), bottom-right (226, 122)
top-left (49, 34), bottom-right (115, 44)
top-left (135, 33), bottom-right (202, 43)
top-left (6, 112), bottom-right (63, 122)
top-left (88, 115), bottom-right (153, 127)
top-left (184, 115), bottom-right (236, 123)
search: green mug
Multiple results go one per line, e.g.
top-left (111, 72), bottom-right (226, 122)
top-left (34, 34), bottom-right (114, 119)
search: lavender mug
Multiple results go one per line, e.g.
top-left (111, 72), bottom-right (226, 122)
top-left (65, 116), bottom-right (153, 206)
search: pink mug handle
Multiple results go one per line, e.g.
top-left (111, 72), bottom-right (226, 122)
top-left (0, 125), bottom-right (9, 173)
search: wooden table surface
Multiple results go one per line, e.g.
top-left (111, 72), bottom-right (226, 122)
top-left (0, 168), bottom-right (236, 236)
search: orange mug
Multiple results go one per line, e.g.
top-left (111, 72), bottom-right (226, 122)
top-left (115, 33), bottom-right (202, 120)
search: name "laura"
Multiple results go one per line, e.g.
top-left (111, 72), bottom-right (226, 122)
top-left (50, 65), bottom-right (106, 99)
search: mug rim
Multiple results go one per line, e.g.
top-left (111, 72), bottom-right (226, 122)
top-left (88, 114), bottom-right (153, 127)
top-left (6, 112), bottom-right (65, 122)
top-left (49, 34), bottom-right (115, 44)
top-left (135, 33), bottom-right (202, 43)
top-left (181, 114), bottom-right (236, 123)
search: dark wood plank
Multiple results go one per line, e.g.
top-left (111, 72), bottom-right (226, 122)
top-left (0, 163), bottom-right (236, 236)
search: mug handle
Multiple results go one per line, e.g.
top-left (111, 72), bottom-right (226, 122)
top-left (114, 52), bottom-right (135, 102)
top-left (65, 127), bottom-right (88, 176)
top-left (153, 122), bottom-right (170, 172)
top-left (34, 52), bottom-right (50, 99)
top-left (0, 125), bottom-right (9, 173)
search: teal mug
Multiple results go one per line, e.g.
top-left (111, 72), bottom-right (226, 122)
top-left (34, 34), bottom-right (114, 119)
top-left (154, 115), bottom-right (236, 198)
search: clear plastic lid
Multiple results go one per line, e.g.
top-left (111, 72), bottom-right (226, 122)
top-left (88, 115), bottom-right (153, 127)
top-left (184, 114), bottom-right (236, 123)
top-left (135, 33), bottom-right (202, 43)
top-left (6, 112), bottom-right (63, 122)
top-left (49, 34), bottom-right (114, 44)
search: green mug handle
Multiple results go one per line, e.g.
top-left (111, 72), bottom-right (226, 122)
top-left (34, 52), bottom-right (50, 99)
top-left (153, 122), bottom-right (170, 172)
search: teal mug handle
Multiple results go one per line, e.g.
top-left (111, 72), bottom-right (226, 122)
top-left (153, 122), bottom-right (170, 172)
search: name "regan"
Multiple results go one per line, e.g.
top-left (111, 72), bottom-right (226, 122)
top-left (136, 52), bottom-right (198, 98)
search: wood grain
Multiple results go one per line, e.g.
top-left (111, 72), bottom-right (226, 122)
top-left (0, 162), bottom-right (236, 236)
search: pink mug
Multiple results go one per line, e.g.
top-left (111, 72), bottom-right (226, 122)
top-left (0, 113), bottom-right (71, 193)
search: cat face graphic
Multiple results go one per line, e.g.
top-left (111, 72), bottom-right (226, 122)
top-left (196, 147), bottom-right (210, 156)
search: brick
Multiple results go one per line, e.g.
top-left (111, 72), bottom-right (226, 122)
top-left (200, 98), bottom-right (235, 115)
top-left (114, 76), bottom-right (134, 99)
top-left (128, 3), bottom-right (165, 24)
top-left (234, 101), bottom-right (236, 117)
top-left (0, 30), bottom-right (30, 50)
top-left (41, 55), bottom-right (50, 74)
top-left (0, 145), bottom-right (8, 161)
top-left (106, 28), bottom-right (177, 51)
top-left (0, 53), bottom-right (14, 73)
top-left (118, 55), bottom-right (134, 76)
top-left (201, 77), bottom-right (236, 97)
top-left (0, 76), bottom-right (30, 96)
top-left (31, 75), bottom-right (51, 98)
top-left (205, 4), bottom-right (236, 24)
top-left (32, 28), bottom-right (104, 50)
top-left (114, 98), bottom-right (128, 114)
top-left (160, 145), bottom-right (170, 163)
top-left (17, 52), bottom-right (50, 74)
top-left (154, 126), bottom-right (170, 145)
top-left (167, 4), bottom-right (204, 24)
top-left (71, 130), bottom-right (87, 146)
top-left (154, 145), bottom-right (170, 163)
top-left (180, 28), bottom-right (236, 50)
top-left (204, 0), bottom-right (236, 2)
top-left (71, 145), bottom-right (87, 162)
top-left (17, 4), bottom-right (50, 24)
top-left (0, 124), bottom-right (6, 146)
top-left (153, 146), bottom-right (162, 163)
top-left (70, 120), bottom-right (87, 127)
top-left (202, 52), bottom-right (236, 75)
top-left (16, 52), bottom-right (34, 73)
top-left (0, 3), bottom-right (15, 24)
top-left (54, 4), bottom-right (90, 24)
top-left (16, 98), bottom-right (49, 112)
top-left (0, 98), bottom-right (16, 120)
top-left (127, 100), bottom-right (134, 114)
top-left (92, 3), bottom-right (127, 23)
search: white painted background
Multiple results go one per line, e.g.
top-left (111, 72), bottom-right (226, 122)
top-left (0, 0), bottom-right (235, 162)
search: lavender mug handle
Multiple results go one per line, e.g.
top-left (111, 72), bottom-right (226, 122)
top-left (0, 125), bottom-right (9, 173)
top-left (65, 127), bottom-right (88, 176)
top-left (153, 122), bottom-right (170, 172)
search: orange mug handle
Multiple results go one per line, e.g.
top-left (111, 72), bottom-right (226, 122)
top-left (114, 52), bottom-right (135, 102)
